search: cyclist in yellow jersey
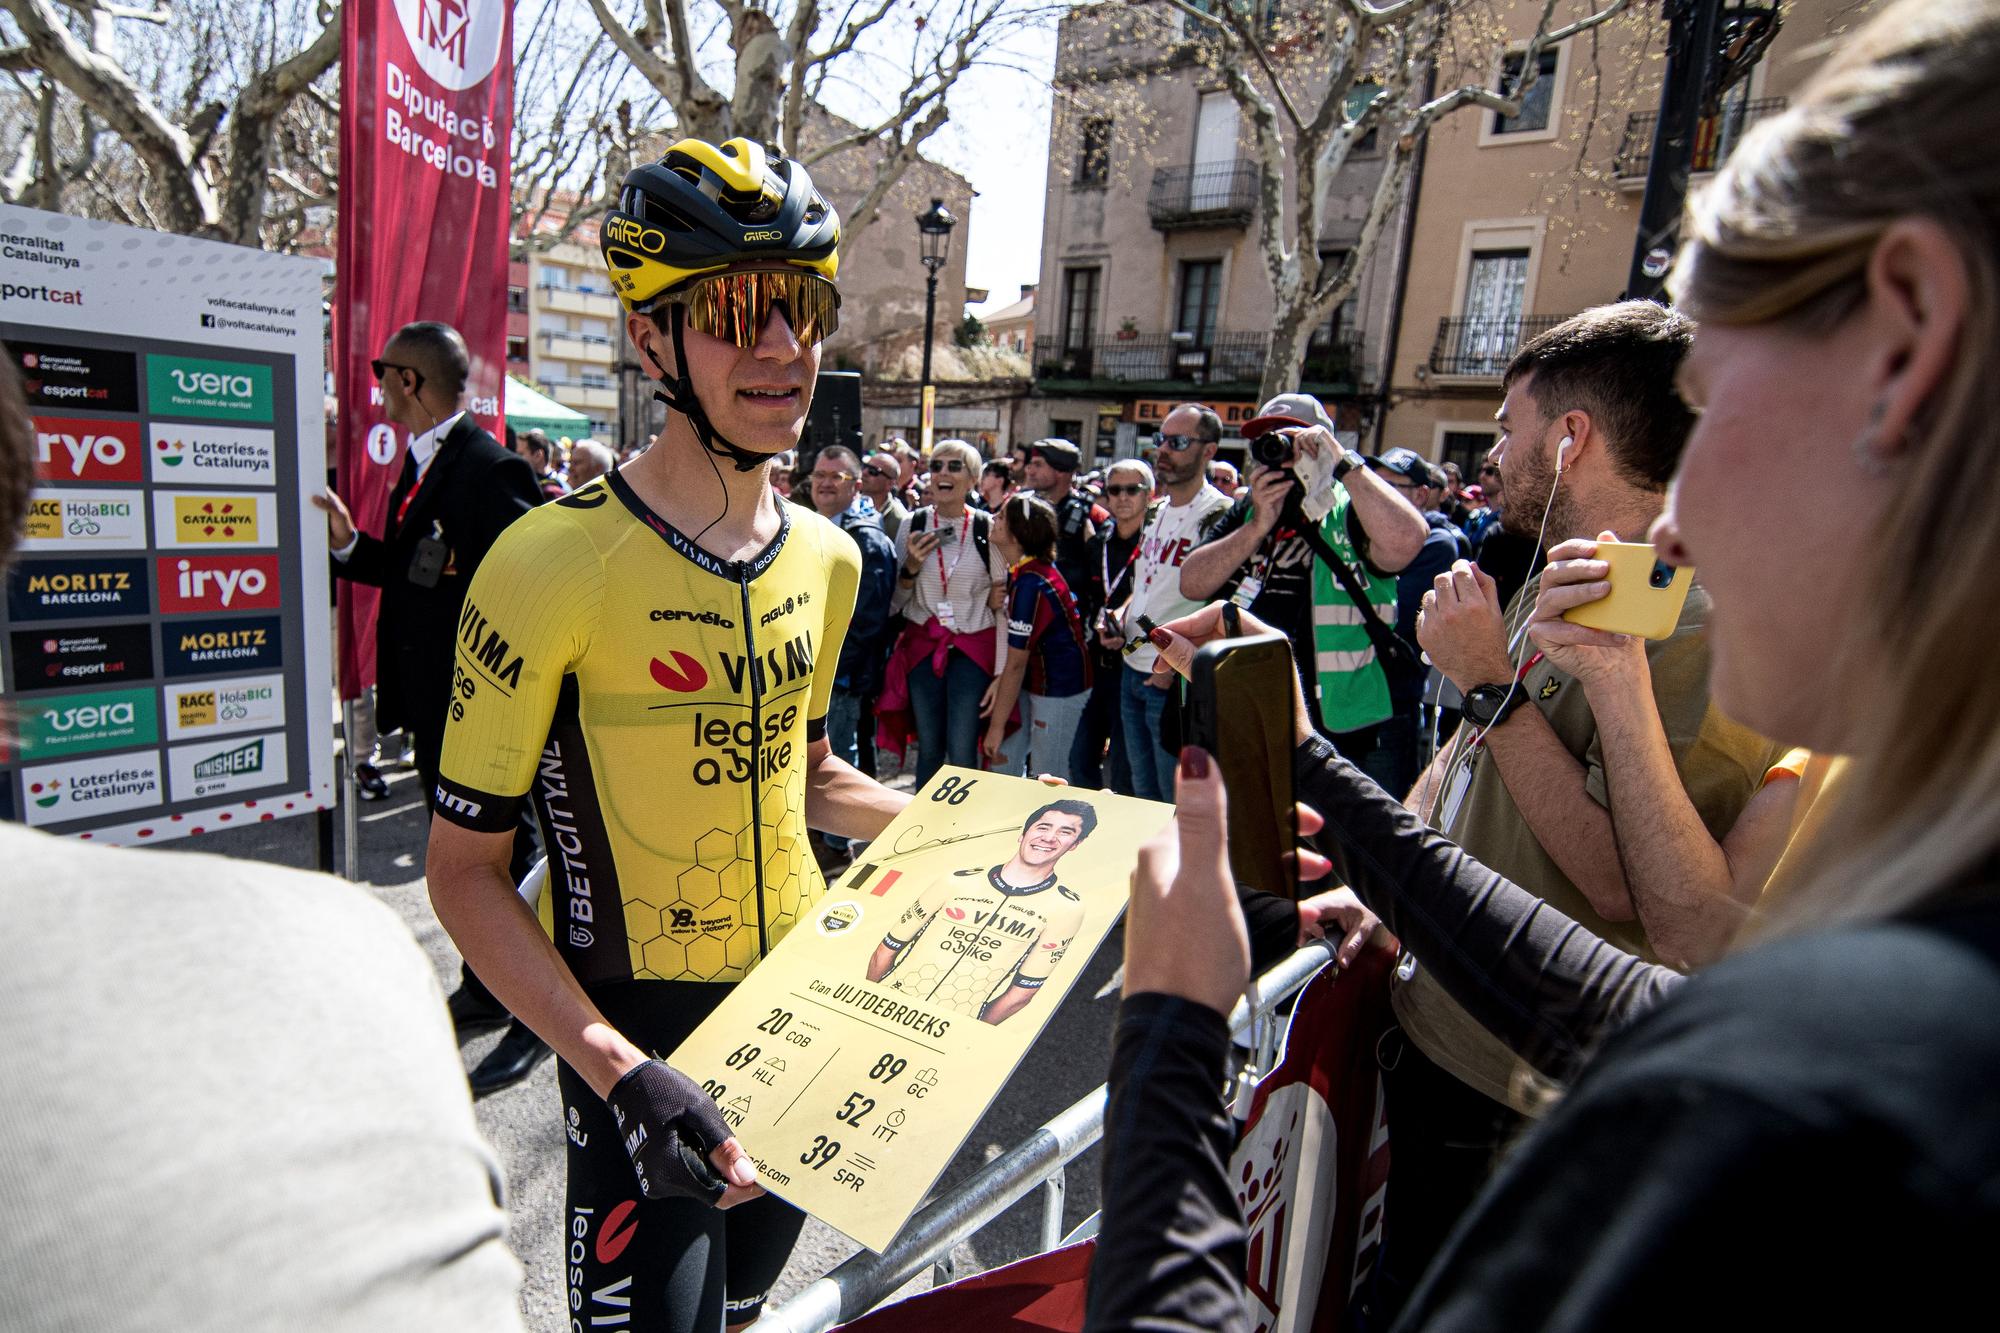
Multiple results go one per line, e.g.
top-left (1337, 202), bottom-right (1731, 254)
top-left (865, 799), bottom-right (1095, 1025)
top-left (424, 138), bottom-right (910, 1333)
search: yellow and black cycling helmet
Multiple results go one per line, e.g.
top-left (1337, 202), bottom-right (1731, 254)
top-left (600, 137), bottom-right (840, 310)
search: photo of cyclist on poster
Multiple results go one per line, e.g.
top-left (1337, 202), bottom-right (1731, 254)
top-left (864, 797), bottom-right (1095, 1025)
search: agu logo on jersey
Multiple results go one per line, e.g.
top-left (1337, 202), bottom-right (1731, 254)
top-left (145, 354), bottom-right (273, 423)
top-left (168, 729), bottom-right (287, 800)
top-left (20, 489), bottom-right (146, 552)
top-left (148, 423), bottom-right (276, 486)
top-left (163, 613), bottom-right (282, 678)
top-left (32, 416), bottom-right (143, 483)
top-left (18, 685), bottom-right (159, 761)
top-left (156, 555), bottom-right (280, 613)
top-left (6, 556), bottom-right (150, 621)
top-left (20, 750), bottom-right (164, 827)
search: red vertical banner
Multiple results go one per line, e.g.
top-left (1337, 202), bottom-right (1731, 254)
top-left (335, 0), bottom-right (513, 698)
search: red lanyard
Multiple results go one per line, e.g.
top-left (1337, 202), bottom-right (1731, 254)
top-left (934, 510), bottom-right (970, 595)
top-left (1101, 530), bottom-right (1141, 603)
top-left (1468, 651), bottom-right (1545, 751)
top-left (394, 466), bottom-right (427, 526)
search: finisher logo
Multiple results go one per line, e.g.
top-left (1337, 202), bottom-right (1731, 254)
top-left (169, 729), bottom-right (287, 800)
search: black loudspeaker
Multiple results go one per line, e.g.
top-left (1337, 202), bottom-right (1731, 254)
top-left (802, 370), bottom-right (863, 466)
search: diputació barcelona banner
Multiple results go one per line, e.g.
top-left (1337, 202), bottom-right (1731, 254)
top-left (334, 0), bottom-right (513, 698)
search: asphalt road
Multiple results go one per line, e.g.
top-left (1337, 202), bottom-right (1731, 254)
top-left (167, 758), bottom-right (1123, 1330)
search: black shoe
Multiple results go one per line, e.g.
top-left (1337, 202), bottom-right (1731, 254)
top-left (446, 985), bottom-right (509, 1041)
top-left (470, 1020), bottom-right (553, 1097)
top-left (354, 762), bottom-right (389, 801)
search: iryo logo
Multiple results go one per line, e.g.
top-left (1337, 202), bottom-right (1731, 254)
top-left (32, 417), bottom-right (142, 483)
top-left (157, 555), bottom-right (281, 613)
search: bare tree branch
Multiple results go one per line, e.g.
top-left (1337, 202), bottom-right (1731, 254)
top-left (218, 5), bottom-right (339, 244)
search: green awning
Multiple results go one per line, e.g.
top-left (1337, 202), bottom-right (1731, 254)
top-left (506, 375), bottom-right (591, 437)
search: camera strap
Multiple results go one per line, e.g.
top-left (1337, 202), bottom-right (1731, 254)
top-left (1297, 519), bottom-right (1420, 679)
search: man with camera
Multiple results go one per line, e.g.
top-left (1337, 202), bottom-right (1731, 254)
top-left (1179, 393), bottom-right (1427, 785)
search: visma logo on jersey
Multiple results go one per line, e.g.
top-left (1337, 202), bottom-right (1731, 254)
top-left (156, 555), bottom-right (280, 612)
top-left (32, 416), bottom-right (142, 483)
top-left (19, 685), bottom-right (159, 760)
top-left (145, 354), bottom-right (272, 423)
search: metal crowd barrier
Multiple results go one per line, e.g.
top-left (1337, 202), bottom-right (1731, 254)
top-left (750, 940), bottom-right (1340, 1333)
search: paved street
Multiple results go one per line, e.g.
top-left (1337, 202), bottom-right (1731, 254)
top-left (167, 759), bottom-right (1122, 1330)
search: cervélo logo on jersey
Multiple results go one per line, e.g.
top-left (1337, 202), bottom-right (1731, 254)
top-left (163, 613), bottom-right (282, 678)
top-left (9, 623), bottom-right (153, 692)
top-left (148, 423), bottom-right (276, 486)
top-left (32, 416), bottom-right (143, 483)
top-left (163, 672), bottom-right (285, 741)
top-left (6, 556), bottom-right (150, 621)
top-left (17, 685), bottom-right (159, 761)
top-left (21, 750), bottom-right (163, 827)
top-left (156, 555), bottom-right (281, 613)
top-left (168, 729), bottom-right (287, 800)
top-left (145, 354), bottom-right (273, 424)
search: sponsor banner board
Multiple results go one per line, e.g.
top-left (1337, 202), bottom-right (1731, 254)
top-left (9, 623), bottom-right (154, 692)
top-left (168, 729), bottom-right (288, 801)
top-left (149, 491), bottom-right (279, 550)
top-left (20, 749), bottom-right (164, 827)
top-left (155, 555), bottom-right (282, 615)
top-left (32, 415), bottom-right (144, 484)
top-left (162, 672), bottom-right (286, 742)
top-left (161, 613), bottom-right (283, 678)
top-left (6, 556), bottom-right (151, 622)
top-left (147, 422), bottom-right (278, 487)
top-left (19, 487), bottom-right (147, 552)
top-left (9, 339), bottom-right (140, 414)
top-left (145, 353), bottom-right (275, 423)
top-left (16, 685), bottom-right (160, 761)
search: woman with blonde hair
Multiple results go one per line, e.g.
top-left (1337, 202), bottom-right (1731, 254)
top-left (1089, 2), bottom-right (2000, 1327)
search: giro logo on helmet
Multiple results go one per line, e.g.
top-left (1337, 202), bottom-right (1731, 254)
top-left (605, 216), bottom-right (666, 254)
top-left (744, 229), bottom-right (783, 242)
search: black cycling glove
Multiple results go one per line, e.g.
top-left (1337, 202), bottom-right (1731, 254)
top-left (604, 1059), bottom-right (734, 1204)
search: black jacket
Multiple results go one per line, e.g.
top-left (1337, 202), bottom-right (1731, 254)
top-left (334, 415), bottom-right (540, 738)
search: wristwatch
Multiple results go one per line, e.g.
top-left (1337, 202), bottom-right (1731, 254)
top-left (1462, 681), bottom-right (1530, 729)
top-left (1331, 447), bottom-right (1365, 483)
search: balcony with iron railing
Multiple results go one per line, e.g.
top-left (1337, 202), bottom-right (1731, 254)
top-left (1612, 97), bottom-right (1786, 187)
top-left (1146, 162), bottom-right (1260, 231)
top-left (1033, 329), bottom-right (1366, 393)
top-left (1427, 315), bottom-right (1569, 379)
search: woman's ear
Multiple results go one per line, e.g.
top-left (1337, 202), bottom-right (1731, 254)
top-left (1861, 217), bottom-right (1971, 456)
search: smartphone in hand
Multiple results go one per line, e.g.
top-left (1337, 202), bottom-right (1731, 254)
top-left (1561, 541), bottom-right (1694, 640)
top-left (1185, 632), bottom-right (1298, 900)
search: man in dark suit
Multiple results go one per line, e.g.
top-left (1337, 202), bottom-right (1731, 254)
top-left (315, 321), bottom-right (551, 1092)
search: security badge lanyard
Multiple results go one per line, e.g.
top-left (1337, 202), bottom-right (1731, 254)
top-left (932, 510), bottom-right (971, 630)
top-left (397, 464), bottom-right (450, 589)
top-left (1437, 645), bottom-right (1546, 830)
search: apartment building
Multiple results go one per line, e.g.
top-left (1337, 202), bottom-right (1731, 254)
top-left (983, 284), bottom-right (1036, 354)
top-left (1028, 1), bottom-right (1411, 465)
top-left (1382, 0), bottom-right (1879, 476)
top-left (522, 236), bottom-right (623, 441)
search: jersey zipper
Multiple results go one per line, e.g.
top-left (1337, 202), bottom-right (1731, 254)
top-left (737, 568), bottom-right (770, 959)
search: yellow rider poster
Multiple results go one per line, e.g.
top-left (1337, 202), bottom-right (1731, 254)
top-left (670, 767), bottom-right (1171, 1251)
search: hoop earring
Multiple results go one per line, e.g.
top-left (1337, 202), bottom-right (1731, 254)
top-left (1852, 401), bottom-right (1900, 478)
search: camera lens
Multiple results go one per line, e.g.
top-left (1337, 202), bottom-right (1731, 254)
top-left (1249, 432), bottom-right (1294, 468)
top-left (1649, 560), bottom-right (1674, 589)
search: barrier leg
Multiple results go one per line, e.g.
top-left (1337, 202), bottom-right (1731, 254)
top-left (1039, 1168), bottom-right (1067, 1254)
top-left (340, 697), bottom-right (361, 881)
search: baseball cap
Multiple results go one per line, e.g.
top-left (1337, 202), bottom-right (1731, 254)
top-left (1241, 392), bottom-right (1334, 438)
top-left (1031, 438), bottom-right (1082, 473)
top-left (1367, 447), bottom-right (1434, 486)
top-left (1463, 484), bottom-right (1486, 504)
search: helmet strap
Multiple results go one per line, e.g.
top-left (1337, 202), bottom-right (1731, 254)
top-left (648, 305), bottom-right (772, 474)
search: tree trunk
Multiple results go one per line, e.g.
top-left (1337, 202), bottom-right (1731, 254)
top-left (1262, 304), bottom-right (1314, 403)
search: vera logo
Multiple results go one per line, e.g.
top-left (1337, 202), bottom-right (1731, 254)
top-left (649, 651), bottom-right (709, 693)
top-left (22, 686), bottom-right (158, 759)
top-left (32, 417), bottom-right (143, 483)
top-left (158, 555), bottom-right (281, 612)
top-left (173, 495), bottom-right (261, 544)
top-left (194, 738), bottom-right (264, 781)
top-left (146, 355), bottom-right (272, 423)
top-left (392, 0), bottom-right (507, 89)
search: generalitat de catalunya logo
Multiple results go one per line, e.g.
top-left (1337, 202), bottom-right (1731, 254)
top-left (393, 0), bottom-right (507, 91)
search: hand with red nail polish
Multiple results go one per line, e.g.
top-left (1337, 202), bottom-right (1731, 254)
top-left (1122, 745), bottom-right (1252, 1017)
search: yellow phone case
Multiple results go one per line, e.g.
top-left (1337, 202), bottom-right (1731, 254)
top-left (1561, 541), bottom-right (1693, 640)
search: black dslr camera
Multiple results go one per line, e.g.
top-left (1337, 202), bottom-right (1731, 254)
top-left (1249, 430), bottom-right (1296, 469)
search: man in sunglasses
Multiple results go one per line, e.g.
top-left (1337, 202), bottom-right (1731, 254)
top-left (859, 447), bottom-right (911, 542)
top-left (313, 322), bottom-right (546, 1076)
top-left (423, 137), bottom-right (911, 1333)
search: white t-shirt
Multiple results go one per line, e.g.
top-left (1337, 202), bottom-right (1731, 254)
top-left (1122, 484), bottom-right (1230, 672)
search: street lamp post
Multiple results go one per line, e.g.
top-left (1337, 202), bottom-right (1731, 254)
top-left (915, 197), bottom-right (957, 454)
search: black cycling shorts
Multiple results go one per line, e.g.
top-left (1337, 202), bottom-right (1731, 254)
top-left (559, 979), bottom-right (807, 1331)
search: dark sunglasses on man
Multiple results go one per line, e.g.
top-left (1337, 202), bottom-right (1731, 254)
top-left (1153, 434), bottom-right (1202, 452)
top-left (862, 463), bottom-right (896, 480)
top-left (646, 267), bottom-right (841, 348)
top-left (371, 359), bottom-right (424, 394)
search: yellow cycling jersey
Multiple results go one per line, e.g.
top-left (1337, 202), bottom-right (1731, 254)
top-left (434, 471), bottom-right (859, 988)
top-left (876, 866), bottom-right (1084, 1018)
